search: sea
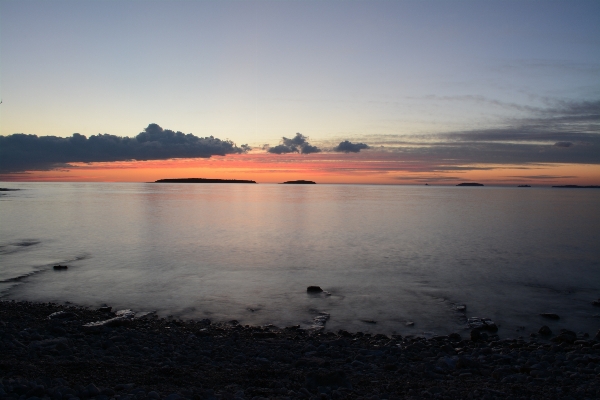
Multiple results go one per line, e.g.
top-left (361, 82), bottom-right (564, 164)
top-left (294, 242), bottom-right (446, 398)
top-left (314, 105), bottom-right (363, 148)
top-left (1, 182), bottom-right (599, 337)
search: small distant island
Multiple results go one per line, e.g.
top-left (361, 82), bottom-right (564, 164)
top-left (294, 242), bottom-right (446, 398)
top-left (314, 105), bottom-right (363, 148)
top-left (154, 178), bottom-right (256, 184)
top-left (552, 185), bottom-right (600, 189)
top-left (0, 188), bottom-right (20, 191)
top-left (518, 185), bottom-right (531, 187)
top-left (456, 183), bottom-right (484, 186)
top-left (281, 180), bottom-right (316, 184)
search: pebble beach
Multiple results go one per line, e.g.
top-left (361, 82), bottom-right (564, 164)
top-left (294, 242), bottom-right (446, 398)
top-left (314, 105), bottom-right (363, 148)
top-left (1, 300), bottom-right (599, 400)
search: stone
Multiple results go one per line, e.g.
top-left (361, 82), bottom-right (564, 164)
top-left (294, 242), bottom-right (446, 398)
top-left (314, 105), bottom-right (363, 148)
top-left (85, 384), bottom-right (100, 397)
top-left (592, 299), bottom-right (600, 306)
top-left (448, 333), bottom-right (462, 342)
top-left (539, 326), bottom-right (552, 336)
top-left (305, 370), bottom-right (351, 391)
top-left (53, 265), bottom-right (68, 270)
top-left (307, 286), bottom-right (323, 293)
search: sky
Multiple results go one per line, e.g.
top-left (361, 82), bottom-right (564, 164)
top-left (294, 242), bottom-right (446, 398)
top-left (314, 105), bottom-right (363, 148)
top-left (1, 0), bottom-right (599, 184)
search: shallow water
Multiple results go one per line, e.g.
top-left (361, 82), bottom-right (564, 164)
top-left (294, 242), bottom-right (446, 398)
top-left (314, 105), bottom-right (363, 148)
top-left (1, 182), bottom-right (599, 337)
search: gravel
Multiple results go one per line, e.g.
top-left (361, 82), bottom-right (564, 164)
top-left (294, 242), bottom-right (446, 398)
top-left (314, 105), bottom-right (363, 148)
top-left (1, 300), bottom-right (599, 400)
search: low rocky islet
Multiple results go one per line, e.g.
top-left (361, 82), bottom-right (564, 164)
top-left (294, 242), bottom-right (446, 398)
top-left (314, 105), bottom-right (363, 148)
top-left (1, 300), bottom-right (599, 400)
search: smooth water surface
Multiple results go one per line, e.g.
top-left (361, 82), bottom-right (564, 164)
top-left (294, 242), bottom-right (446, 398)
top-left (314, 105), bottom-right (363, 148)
top-left (1, 183), bottom-right (599, 336)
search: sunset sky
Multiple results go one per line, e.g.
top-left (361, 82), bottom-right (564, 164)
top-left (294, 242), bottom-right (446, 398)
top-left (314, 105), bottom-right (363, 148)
top-left (1, 0), bottom-right (599, 184)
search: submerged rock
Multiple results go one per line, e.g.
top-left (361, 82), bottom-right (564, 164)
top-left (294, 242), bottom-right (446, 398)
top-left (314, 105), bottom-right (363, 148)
top-left (539, 313), bottom-right (560, 320)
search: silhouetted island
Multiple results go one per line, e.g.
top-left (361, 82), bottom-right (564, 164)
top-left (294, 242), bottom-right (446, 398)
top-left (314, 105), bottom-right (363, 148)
top-left (0, 188), bottom-right (20, 191)
top-left (154, 178), bottom-right (256, 184)
top-left (552, 185), bottom-right (600, 189)
top-left (281, 180), bottom-right (316, 184)
top-left (456, 183), bottom-right (484, 186)
top-left (518, 185), bottom-right (531, 187)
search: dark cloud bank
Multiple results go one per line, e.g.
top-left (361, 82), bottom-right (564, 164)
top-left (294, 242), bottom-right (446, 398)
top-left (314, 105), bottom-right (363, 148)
top-left (371, 99), bottom-right (600, 167)
top-left (0, 124), bottom-right (246, 173)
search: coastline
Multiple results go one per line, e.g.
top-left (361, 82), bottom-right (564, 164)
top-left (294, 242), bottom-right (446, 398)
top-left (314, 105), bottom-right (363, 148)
top-left (1, 300), bottom-right (599, 400)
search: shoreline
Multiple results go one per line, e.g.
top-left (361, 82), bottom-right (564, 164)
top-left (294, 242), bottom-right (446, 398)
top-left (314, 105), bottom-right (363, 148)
top-left (1, 300), bottom-right (599, 400)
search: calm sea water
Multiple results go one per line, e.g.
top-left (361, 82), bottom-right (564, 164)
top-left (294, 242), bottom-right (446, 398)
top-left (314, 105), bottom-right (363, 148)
top-left (1, 182), bottom-right (599, 337)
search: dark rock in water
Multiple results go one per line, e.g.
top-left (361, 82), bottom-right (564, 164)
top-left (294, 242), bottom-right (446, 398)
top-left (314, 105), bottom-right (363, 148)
top-left (595, 329), bottom-right (600, 341)
top-left (361, 320), bottom-right (377, 324)
top-left (539, 325), bottom-right (552, 336)
top-left (518, 185), bottom-right (531, 187)
top-left (456, 182), bottom-right (484, 186)
top-left (455, 305), bottom-right (466, 312)
top-left (483, 320), bottom-right (498, 332)
top-left (540, 313), bottom-right (560, 320)
top-left (98, 306), bottom-right (112, 313)
top-left (470, 329), bottom-right (482, 341)
top-left (592, 299), bottom-right (600, 306)
top-left (405, 321), bottom-right (414, 326)
top-left (550, 329), bottom-right (577, 343)
top-left (305, 370), bottom-right (351, 391)
top-left (53, 265), bottom-right (68, 270)
top-left (307, 286), bottom-right (323, 293)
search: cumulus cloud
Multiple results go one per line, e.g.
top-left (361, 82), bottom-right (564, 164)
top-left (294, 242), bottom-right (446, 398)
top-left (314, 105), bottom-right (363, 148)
top-left (267, 133), bottom-right (321, 154)
top-left (0, 123), bottom-right (244, 173)
top-left (333, 140), bottom-right (370, 153)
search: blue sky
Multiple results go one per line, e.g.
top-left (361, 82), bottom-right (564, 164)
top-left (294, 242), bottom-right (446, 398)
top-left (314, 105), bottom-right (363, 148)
top-left (2, 0), bottom-right (598, 144)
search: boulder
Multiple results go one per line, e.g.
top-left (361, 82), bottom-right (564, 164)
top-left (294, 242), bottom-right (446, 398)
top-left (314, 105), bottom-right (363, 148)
top-left (53, 265), bottom-right (68, 270)
top-left (307, 286), bottom-right (323, 293)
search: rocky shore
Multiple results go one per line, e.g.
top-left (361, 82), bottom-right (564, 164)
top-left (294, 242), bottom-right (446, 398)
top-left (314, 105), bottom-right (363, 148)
top-left (1, 301), bottom-right (599, 400)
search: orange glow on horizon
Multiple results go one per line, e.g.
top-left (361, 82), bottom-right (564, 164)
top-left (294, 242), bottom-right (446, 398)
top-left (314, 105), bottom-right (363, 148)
top-left (1, 152), bottom-right (599, 186)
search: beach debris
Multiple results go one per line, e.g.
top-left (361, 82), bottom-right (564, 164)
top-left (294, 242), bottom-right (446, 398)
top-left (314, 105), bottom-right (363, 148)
top-left (540, 313), bottom-right (560, 320)
top-left (539, 325), bottom-right (552, 336)
top-left (48, 311), bottom-right (78, 320)
top-left (53, 265), bottom-right (68, 270)
top-left (307, 286), bottom-right (323, 293)
top-left (82, 309), bottom-right (136, 331)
